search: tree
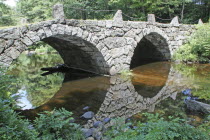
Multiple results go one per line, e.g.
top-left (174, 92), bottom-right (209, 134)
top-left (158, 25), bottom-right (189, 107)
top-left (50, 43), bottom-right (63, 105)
top-left (0, 0), bottom-right (16, 26)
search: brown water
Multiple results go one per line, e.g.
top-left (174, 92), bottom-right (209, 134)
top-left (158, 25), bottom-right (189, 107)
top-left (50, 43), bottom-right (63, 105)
top-left (7, 53), bottom-right (210, 125)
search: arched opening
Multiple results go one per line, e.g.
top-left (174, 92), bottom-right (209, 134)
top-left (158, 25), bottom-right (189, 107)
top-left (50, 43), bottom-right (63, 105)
top-left (7, 29), bottom-right (109, 111)
top-left (130, 32), bottom-right (171, 69)
top-left (43, 34), bottom-right (109, 74)
top-left (130, 32), bottom-right (171, 99)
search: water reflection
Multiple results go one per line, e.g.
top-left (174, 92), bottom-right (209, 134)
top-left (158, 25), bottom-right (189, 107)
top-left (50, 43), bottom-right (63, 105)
top-left (7, 51), bottom-right (210, 125)
top-left (20, 62), bottom-right (190, 125)
top-left (20, 75), bottom-right (110, 122)
top-left (132, 62), bottom-right (170, 98)
top-left (13, 86), bottom-right (33, 110)
top-left (8, 52), bottom-right (64, 108)
top-left (85, 65), bottom-right (188, 128)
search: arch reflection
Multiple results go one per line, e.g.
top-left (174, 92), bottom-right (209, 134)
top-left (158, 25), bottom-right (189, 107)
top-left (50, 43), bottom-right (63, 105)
top-left (20, 62), bottom-right (187, 127)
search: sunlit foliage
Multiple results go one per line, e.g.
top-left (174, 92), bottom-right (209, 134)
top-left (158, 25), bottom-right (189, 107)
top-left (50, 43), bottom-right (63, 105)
top-left (173, 23), bottom-right (210, 63)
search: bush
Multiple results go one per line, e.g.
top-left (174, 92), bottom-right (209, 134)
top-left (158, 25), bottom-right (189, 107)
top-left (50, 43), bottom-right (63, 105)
top-left (0, 99), bottom-right (39, 140)
top-left (34, 108), bottom-right (84, 140)
top-left (0, 67), bottom-right (18, 100)
top-left (173, 23), bottom-right (210, 63)
top-left (105, 113), bottom-right (210, 140)
top-left (0, 99), bottom-right (84, 140)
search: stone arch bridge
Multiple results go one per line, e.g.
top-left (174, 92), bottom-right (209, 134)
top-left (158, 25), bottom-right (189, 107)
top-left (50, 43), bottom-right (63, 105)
top-left (0, 4), bottom-right (196, 75)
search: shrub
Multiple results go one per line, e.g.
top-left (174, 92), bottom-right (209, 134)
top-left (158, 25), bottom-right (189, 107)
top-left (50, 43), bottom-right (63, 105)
top-left (0, 99), bottom-right (84, 140)
top-left (0, 67), bottom-right (18, 100)
top-left (0, 99), bottom-right (39, 140)
top-left (34, 108), bottom-right (84, 140)
top-left (105, 113), bottom-right (210, 140)
top-left (173, 23), bottom-right (210, 63)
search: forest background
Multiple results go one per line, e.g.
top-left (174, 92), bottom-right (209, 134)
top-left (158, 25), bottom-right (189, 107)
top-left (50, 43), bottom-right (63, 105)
top-left (0, 0), bottom-right (209, 27)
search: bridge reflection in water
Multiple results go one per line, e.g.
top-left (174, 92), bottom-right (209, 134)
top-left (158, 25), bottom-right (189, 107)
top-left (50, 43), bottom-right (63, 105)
top-left (20, 62), bottom-right (187, 126)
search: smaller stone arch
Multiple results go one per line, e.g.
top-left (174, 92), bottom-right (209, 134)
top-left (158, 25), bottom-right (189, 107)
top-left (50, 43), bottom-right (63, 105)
top-left (130, 27), bottom-right (171, 68)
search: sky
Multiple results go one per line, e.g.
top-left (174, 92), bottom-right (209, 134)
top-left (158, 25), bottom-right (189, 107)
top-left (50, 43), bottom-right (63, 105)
top-left (3, 0), bottom-right (17, 7)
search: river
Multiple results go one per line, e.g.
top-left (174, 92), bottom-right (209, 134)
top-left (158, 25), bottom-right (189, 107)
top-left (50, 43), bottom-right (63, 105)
top-left (7, 51), bottom-right (210, 125)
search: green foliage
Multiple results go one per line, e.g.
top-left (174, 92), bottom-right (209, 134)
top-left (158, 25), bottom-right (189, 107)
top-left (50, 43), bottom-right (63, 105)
top-left (198, 115), bottom-right (210, 134)
top-left (0, 99), bottom-right (39, 140)
top-left (105, 113), bottom-right (210, 140)
top-left (0, 94), bottom-right (84, 140)
top-left (34, 108), bottom-right (84, 140)
top-left (182, 0), bottom-right (210, 23)
top-left (16, 0), bottom-right (56, 23)
top-left (0, 101), bottom-right (84, 140)
top-left (0, 1), bottom-right (16, 26)
top-left (173, 44), bottom-right (198, 62)
top-left (120, 70), bottom-right (133, 80)
top-left (173, 23), bottom-right (210, 63)
top-left (0, 67), bottom-right (19, 100)
top-left (0, 0), bottom-right (209, 26)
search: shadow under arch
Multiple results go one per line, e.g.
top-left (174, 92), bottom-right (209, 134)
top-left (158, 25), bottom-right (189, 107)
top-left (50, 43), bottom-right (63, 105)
top-left (42, 34), bottom-right (109, 74)
top-left (130, 32), bottom-right (171, 69)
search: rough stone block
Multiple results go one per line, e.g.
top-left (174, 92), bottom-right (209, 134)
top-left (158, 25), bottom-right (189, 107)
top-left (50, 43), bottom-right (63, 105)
top-left (50, 24), bottom-right (58, 35)
top-left (147, 14), bottom-right (156, 23)
top-left (106, 21), bottom-right (113, 28)
top-left (53, 4), bottom-right (65, 22)
top-left (82, 30), bottom-right (89, 39)
top-left (21, 36), bottom-right (33, 46)
top-left (170, 16), bottom-right (179, 26)
top-left (43, 27), bottom-right (53, 37)
top-left (37, 29), bottom-right (46, 39)
top-left (98, 21), bottom-right (106, 27)
top-left (57, 24), bottom-right (65, 34)
top-left (111, 28), bottom-right (124, 37)
top-left (26, 31), bottom-right (40, 43)
top-left (113, 10), bottom-right (123, 22)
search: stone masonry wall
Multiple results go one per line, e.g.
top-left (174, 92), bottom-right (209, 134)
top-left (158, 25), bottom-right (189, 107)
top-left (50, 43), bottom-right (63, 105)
top-left (0, 13), bottom-right (195, 75)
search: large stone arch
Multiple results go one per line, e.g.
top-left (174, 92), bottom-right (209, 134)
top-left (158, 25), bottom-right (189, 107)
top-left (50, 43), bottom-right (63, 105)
top-left (0, 22), bottom-right (110, 74)
top-left (129, 27), bottom-right (171, 68)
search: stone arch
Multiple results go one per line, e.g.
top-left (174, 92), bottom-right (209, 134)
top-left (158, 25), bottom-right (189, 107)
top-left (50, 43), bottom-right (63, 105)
top-left (0, 23), bottom-right (110, 74)
top-left (130, 27), bottom-right (171, 68)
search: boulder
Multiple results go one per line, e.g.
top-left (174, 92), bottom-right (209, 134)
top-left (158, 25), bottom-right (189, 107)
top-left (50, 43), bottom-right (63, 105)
top-left (81, 111), bottom-right (94, 119)
top-left (185, 100), bottom-right (210, 114)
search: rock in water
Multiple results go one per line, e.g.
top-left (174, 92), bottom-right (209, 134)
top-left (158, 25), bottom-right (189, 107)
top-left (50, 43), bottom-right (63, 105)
top-left (93, 121), bottom-right (103, 128)
top-left (81, 128), bottom-right (93, 138)
top-left (182, 89), bottom-right (192, 96)
top-left (83, 106), bottom-right (90, 111)
top-left (103, 118), bottom-right (111, 124)
top-left (81, 111), bottom-right (94, 119)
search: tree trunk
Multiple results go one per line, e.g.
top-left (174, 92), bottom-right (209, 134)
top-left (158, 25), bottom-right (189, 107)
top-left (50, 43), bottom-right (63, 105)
top-left (181, 0), bottom-right (185, 23)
